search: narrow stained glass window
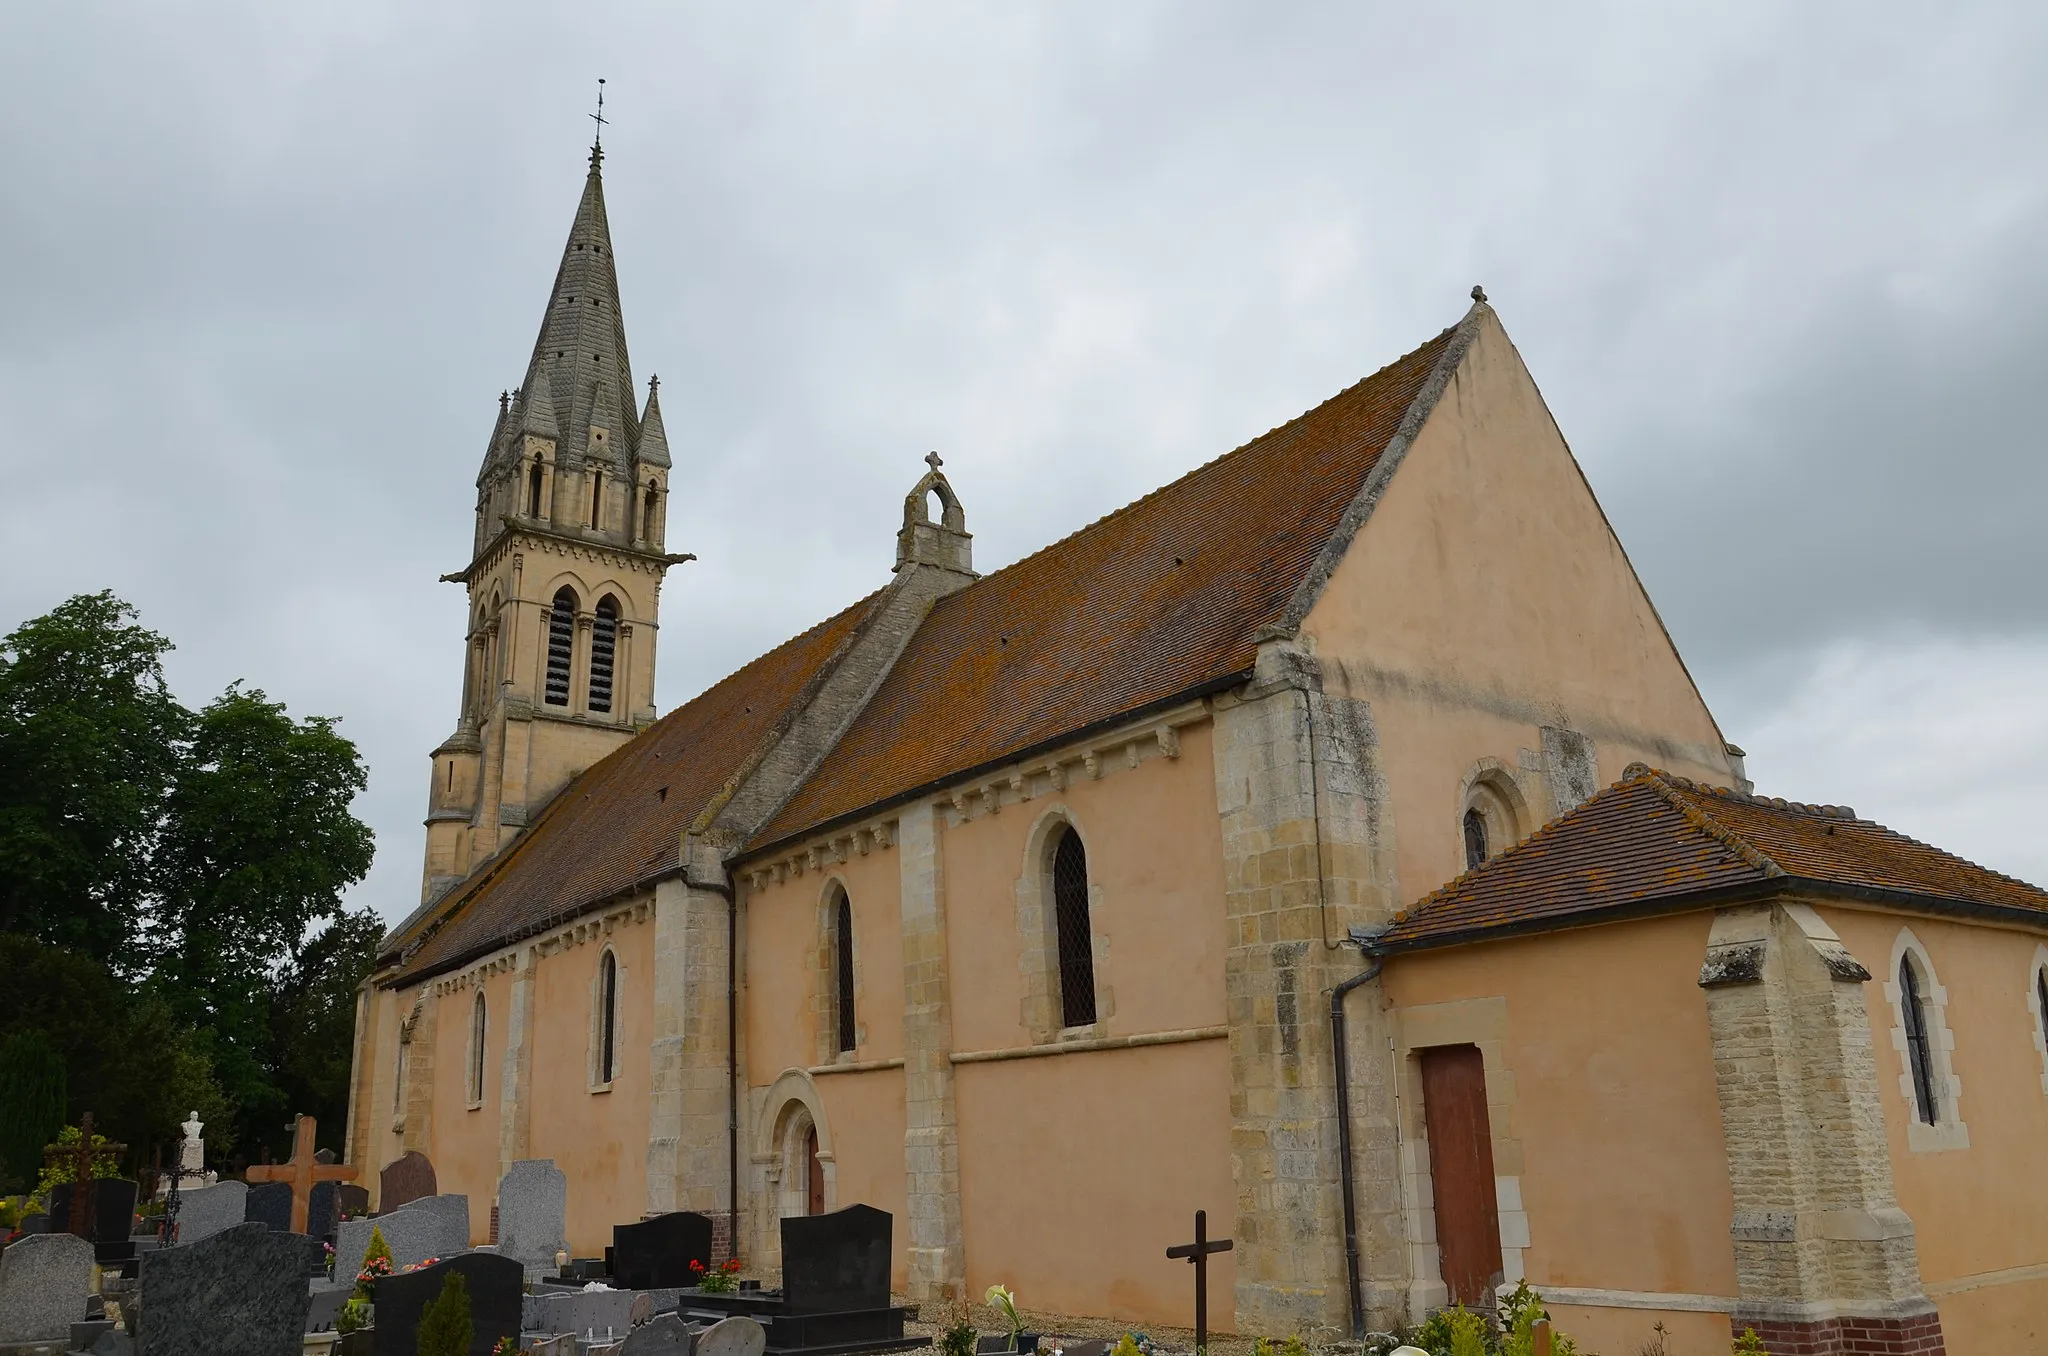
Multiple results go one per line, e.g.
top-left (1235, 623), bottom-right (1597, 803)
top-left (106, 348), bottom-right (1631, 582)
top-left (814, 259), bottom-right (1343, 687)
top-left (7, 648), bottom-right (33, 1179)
top-left (1463, 808), bottom-right (1489, 872)
top-left (1053, 827), bottom-right (1097, 1029)
top-left (1901, 956), bottom-right (1939, 1124)
top-left (835, 890), bottom-right (857, 1054)
top-left (599, 951), bottom-right (618, 1084)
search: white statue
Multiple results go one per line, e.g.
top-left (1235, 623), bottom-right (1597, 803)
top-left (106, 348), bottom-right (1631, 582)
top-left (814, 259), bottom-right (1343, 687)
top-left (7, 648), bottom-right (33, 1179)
top-left (179, 1111), bottom-right (205, 1172)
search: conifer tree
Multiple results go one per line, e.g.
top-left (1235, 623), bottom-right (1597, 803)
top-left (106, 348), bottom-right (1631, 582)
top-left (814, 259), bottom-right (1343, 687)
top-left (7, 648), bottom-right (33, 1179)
top-left (416, 1270), bottom-right (473, 1356)
top-left (0, 1031), bottom-right (65, 1192)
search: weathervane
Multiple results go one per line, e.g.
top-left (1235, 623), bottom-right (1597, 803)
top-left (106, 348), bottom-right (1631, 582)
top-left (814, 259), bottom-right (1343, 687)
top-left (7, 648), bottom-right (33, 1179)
top-left (589, 77), bottom-right (608, 163)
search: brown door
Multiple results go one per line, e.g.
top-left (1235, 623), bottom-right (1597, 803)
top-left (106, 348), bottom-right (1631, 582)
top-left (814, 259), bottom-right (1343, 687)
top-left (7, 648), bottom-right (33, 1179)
top-left (1419, 1044), bottom-right (1503, 1306)
top-left (805, 1124), bottom-right (825, 1215)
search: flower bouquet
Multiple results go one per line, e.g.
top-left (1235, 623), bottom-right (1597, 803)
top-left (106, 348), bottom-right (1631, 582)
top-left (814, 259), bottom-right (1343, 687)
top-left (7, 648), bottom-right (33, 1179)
top-left (690, 1256), bottom-right (744, 1294)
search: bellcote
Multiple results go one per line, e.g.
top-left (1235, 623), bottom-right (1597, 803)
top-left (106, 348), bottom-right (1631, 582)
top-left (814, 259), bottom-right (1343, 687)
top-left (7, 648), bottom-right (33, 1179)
top-left (895, 452), bottom-right (975, 580)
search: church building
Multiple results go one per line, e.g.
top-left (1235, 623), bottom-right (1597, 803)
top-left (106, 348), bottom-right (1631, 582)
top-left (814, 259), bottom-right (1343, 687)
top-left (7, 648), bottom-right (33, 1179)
top-left (346, 148), bottom-right (2048, 1356)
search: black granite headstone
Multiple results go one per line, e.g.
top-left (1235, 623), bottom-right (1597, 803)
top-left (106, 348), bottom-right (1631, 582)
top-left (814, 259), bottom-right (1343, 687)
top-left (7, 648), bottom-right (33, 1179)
top-left (45, 1181), bottom-right (140, 1242)
top-left (19, 1212), bottom-right (50, 1235)
top-left (137, 1221), bottom-right (320, 1356)
top-left (306, 1181), bottom-right (339, 1240)
top-left (613, 1211), bottom-right (713, 1290)
top-left (371, 1251), bottom-right (521, 1356)
top-left (242, 1182), bottom-right (293, 1234)
top-left (780, 1204), bottom-right (891, 1315)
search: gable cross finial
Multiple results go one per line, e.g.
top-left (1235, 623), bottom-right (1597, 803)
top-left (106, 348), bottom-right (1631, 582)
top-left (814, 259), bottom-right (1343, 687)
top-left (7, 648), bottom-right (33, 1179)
top-left (589, 77), bottom-right (608, 166)
top-left (925, 450), bottom-right (944, 473)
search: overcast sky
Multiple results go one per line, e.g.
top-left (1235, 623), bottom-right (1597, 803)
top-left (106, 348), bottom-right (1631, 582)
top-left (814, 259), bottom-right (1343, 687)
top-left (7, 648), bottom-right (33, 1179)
top-left (3, 2), bottom-right (2044, 924)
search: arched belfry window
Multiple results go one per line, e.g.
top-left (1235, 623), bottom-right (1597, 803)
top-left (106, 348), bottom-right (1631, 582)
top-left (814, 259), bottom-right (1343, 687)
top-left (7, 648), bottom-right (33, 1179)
top-left (598, 950), bottom-right (619, 1085)
top-left (834, 888), bottom-right (857, 1054)
top-left (544, 588), bottom-right (576, 706)
top-left (642, 484), bottom-right (659, 541)
top-left (1052, 826), bottom-right (1097, 1028)
top-left (469, 992), bottom-right (487, 1104)
top-left (1900, 955), bottom-right (1939, 1124)
top-left (1463, 809), bottom-right (1489, 872)
top-left (527, 458), bottom-right (544, 517)
top-left (589, 596), bottom-right (619, 714)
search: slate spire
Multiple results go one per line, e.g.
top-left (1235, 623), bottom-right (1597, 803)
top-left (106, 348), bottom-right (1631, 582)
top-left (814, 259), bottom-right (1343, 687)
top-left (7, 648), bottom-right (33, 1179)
top-left (512, 148), bottom-right (638, 471)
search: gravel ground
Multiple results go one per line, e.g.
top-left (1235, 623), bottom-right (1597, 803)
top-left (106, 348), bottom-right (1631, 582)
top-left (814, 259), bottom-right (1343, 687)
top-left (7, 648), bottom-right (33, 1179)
top-left (898, 1299), bottom-right (1372, 1356)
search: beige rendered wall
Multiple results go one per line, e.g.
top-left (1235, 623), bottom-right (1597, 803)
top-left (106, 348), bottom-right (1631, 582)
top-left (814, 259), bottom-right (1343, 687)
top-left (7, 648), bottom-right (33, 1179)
top-left (747, 842), bottom-right (908, 1082)
top-left (527, 917), bottom-right (657, 1255)
top-left (427, 966), bottom-right (511, 1246)
top-left (1819, 906), bottom-right (2048, 1353)
top-left (1381, 914), bottom-right (1739, 1356)
top-left (1300, 311), bottom-right (1737, 910)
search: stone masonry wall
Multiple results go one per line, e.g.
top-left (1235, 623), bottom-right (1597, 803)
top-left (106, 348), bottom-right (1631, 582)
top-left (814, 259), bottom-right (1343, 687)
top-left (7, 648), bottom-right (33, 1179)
top-left (898, 801), bottom-right (965, 1302)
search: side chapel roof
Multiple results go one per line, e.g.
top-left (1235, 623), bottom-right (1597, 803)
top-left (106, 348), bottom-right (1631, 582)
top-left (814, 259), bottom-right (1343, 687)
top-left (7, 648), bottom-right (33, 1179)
top-left (383, 308), bottom-right (1477, 985)
top-left (1372, 766), bottom-right (2048, 952)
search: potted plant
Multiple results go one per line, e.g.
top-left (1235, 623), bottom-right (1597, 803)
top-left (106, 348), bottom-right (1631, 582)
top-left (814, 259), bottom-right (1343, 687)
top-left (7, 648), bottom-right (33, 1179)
top-left (984, 1285), bottom-right (1037, 1354)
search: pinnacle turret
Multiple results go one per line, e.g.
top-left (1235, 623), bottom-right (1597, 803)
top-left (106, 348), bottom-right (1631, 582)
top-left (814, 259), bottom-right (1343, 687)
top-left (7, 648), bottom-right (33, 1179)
top-left (636, 375), bottom-right (671, 469)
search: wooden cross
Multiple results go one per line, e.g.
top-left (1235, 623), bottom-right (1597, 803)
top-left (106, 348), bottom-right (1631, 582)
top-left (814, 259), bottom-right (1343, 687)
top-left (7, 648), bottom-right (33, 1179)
top-left (244, 1115), bottom-right (357, 1235)
top-left (44, 1111), bottom-right (125, 1239)
top-left (1166, 1209), bottom-right (1233, 1355)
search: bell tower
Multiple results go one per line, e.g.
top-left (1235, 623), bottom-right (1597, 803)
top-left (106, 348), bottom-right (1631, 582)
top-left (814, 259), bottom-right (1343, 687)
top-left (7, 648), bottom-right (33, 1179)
top-left (420, 142), bottom-right (691, 903)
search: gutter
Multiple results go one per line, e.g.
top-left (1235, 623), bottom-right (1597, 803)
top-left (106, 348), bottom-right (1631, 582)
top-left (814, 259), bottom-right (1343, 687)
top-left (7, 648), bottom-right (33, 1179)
top-left (1330, 954), bottom-right (1383, 1340)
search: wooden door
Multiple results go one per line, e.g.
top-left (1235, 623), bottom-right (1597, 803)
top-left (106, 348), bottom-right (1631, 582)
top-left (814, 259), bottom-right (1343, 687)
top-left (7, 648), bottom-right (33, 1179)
top-left (1419, 1044), bottom-right (1503, 1306)
top-left (805, 1124), bottom-right (825, 1215)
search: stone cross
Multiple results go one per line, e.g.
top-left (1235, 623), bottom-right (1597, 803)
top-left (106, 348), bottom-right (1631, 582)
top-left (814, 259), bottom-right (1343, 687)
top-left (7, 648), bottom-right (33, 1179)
top-left (925, 450), bottom-right (943, 472)
top-left (243, 1115), bottom-right (356, 1235)
top-left (1165, 1209), bottom-right (1233, 1356)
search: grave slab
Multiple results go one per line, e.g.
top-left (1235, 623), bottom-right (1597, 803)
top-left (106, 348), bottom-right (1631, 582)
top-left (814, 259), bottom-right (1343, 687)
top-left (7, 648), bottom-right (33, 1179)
top-left (136, 1220), bottom-right (320, 1356)
top-left (169, 1181), bottom-right (246, 1245)
top-left (369, 1251), bottom-right (521, 1356)
top-left (0, 1233), bottom-right (95, 1344)
top-left (525, 1287), bottom-right (638, 1340)
top-left (496, 1159), bottom-right (567, 1271)
top-left (330, 1195), bottom-right (468, 1288)
top-left (614, 1212), bottom-right (714, 1291)
top-left (781, 1205), bottom-right (891, 1315)
top-left (699, 1316), bottom-right (768, 1356)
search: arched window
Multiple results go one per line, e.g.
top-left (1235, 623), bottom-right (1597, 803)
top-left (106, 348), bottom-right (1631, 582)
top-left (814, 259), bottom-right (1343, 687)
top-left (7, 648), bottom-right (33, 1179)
top-left (834, 889), bottom-right (857, 1054)
top-left (1052, 827), bottom-right (1097, 1028)
top-left (1900, 955), bottom-right (1939, 1124)
top-left (469, 992), bottom-right (487, 1104)
top-left (1462, 808), bottom-right (1489, 871)
top-left (598, 950), bottom-right (619, 1085)
top-left (393, 1038), bottom-right (408, 1115)
top-left (589, 596), bottom-right (619, 714)
top-left (642, 484), bottom-right (659, 541)
top-left (544, 588), bottom-right (576, 706)
top-left (527, 458), bottom-right (544, 516)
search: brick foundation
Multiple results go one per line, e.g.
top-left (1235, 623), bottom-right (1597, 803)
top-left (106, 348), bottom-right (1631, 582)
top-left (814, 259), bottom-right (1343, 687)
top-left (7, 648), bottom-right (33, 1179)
top-left (1739, 1309), bottom-right (1944, 1355)
top-left (709, 1209), bottom-right (737, 1265)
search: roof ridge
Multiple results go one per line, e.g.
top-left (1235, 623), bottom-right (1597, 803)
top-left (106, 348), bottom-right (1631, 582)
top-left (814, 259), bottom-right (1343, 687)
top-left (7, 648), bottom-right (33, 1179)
top-left (924, 320), bottom-right (1462, 611)
top-left (1655, 768), bottom-right (1860, 821)
top-left (1622, 763), bottom-right (1785, 877)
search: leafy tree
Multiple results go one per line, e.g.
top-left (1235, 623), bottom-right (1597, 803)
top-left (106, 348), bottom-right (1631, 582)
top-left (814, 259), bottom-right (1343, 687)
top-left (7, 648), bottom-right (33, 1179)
top-left (270, 909), bottom-right (385, 1158)
top-left (416, 1269), bottom-right (474, 1356)
top-left (0, 592), bottom-right (185, 961)
top-left (0, 1030), bottom-right (66, 1192)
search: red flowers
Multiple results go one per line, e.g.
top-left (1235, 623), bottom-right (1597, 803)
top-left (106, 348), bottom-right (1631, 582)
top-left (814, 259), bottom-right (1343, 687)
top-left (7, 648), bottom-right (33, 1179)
top-left (691, 1256), bottom-right (744, 1293)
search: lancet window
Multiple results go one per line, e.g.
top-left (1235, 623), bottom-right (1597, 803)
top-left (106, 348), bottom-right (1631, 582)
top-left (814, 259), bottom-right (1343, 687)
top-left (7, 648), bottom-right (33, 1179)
top-left (469, 992), bottom-right (487, 1104)
top-left (1052, 826), bottom-right (1097, 1029)
top-left (598, 950), bottom-right (619, 1085)
top-left (544, 588), bottom-right (576, 707)
top-left (1900, 955), bottom-right (1939, 1124)
top-left (834, 888), bottom-right (857, 1054)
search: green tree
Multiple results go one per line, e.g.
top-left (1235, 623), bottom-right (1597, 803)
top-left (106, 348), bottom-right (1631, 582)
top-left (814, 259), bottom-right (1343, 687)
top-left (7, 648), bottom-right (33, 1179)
top-left (270, 908), bottom-right (384, 1157)
top-left (416, 1270), bottom-right (474, 1356)
top-left (0, 1030), bottom-right (66, 1192)
top-left (0, 592), bottom-right (185, 961)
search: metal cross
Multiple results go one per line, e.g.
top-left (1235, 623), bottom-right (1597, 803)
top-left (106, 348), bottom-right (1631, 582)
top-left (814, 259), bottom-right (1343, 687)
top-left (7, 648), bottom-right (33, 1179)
top-left (924, 450), bottom-right (944, 472)
top-left (590, 77), bottom-right (608, 150)
top-left (1166, 1209), bottom-right (1234, 1354)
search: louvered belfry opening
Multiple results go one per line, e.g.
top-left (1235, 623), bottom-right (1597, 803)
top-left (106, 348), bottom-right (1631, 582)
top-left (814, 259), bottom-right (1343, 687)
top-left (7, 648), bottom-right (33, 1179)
top-left (589, 596), bottom-right (619, 713)
top-left (1052, 827), bottom-right (1097, 1028)
top-left (544, 588), bottom-right (576, 706)
top-left (834, 889), bottom-right (857, 1053)
top-left (1900, 956), bottom-right (1939, 1124)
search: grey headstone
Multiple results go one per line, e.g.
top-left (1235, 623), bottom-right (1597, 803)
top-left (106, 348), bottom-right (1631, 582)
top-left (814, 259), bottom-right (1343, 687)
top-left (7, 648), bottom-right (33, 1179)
top-left (369, 1251), bottom-right (522, 1356)
top-left (393, 1193), bottom-right (470, 1250)
top-left (696, 1315), bottom-right (765, 1356)
top-left (495, 1159), bottom-right (566, 1270)
top-left (137, 1221), bottom-right (320, 1356)
top-left (73, 1317), bottom-right (115, 1349)
top-left (242, 1181), bottom-right (294, 1234)
top-left (1062, 1342), bottom-right (1111, 1356)
top-left (630, 1292), bottom-right (653, 1326)
top-left (377, 1151), bottom-right (436, 1213)
top-left (528, 1287), bottom-right (637, 1339)
top-left (526, 1337), bottom-right (575, 1355)
top-left (170, 1181), bottom-right (247, 1245)
top-left (91, 1330), bottom-right (136, 1356)
top-left (0, 1232), bottom-right (95, 1342)
top-left (306, 1281), bottom-right (352, 1333)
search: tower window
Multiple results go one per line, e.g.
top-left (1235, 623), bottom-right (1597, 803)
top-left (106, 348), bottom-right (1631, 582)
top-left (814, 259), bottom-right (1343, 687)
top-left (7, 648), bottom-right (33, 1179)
top-left (588, 596), bottom-right (619, 714)
top-left (527, 458), bottom-right (544, 517)
top-left (590, 471), bottom-right (603, 529)
top-left (834, 888), bottom-right (857, 1054)
top-left (1463, 808), bottom-right (1489, 872)
top-left (1052, 826), bottom-right (1097, 1029)
top-left (1901, 955), bottom-right (1939, 1124)
top-left (544, 588), bottom-right (576, 706)
top-left (642, 484), bottom-right (658, 541)
top-left (598, 950), bottom-right (619, 1085)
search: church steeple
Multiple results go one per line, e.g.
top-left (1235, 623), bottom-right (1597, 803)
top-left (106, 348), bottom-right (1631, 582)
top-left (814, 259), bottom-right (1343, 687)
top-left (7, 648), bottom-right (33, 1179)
top-left (424, 143), bottom-right (687, 905)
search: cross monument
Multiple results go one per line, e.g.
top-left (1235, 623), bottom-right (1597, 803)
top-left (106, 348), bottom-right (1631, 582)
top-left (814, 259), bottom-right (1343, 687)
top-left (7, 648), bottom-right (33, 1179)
top-left (1166, 1209), bottom-right (1234, 1355)
top-left (244, 1114), bottom-right (357, 1234)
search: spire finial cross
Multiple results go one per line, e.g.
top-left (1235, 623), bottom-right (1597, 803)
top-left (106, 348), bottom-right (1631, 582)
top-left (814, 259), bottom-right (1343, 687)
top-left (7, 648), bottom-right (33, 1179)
top-left (589, 78), bottom-right (608, 164)
top-left (925, 450), bottom-right (944, 473)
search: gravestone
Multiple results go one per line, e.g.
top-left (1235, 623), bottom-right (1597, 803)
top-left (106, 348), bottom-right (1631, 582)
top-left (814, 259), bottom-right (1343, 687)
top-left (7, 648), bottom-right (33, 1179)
top-left (171, 1180), bottom-right (246, 1244)
top-left (136, 1221), bottom-right (320, 1356)
top-left (698, 1316), bottom-right (767, 1356)
top-left (496, 1159), bottom-right (567, 1270)
top-left (1062, 1343), bottom-right (1110, 1356)
top-left (243, 1181), bottom-right (294, 1234)
top-left (528, 1287), bottom-right (638, 1340)
top-left (307, 1181), bottom-right (339, 1240)
top-left (0, 1232), bottom-right (95, 1343)
top-left (780, 1204), bottom-right (891, 1314)
top-left (18, 1211), bottom-right (49, 1234)
top-left (377, 1150), bottom-right (436, 1212)
top-left (614, 1211), bottom-right (713, 1290)
top-left (526, 1337), bottom-right (575, 1355)
top-left (335, 1184), bottom-right (370, 1220)
top-left (331, 1196), bottom-right (468, 1287)
top-left (46, 1179), bottom-right (141, 1243)
top-left (370, 1251), bottom-right (521, 1356)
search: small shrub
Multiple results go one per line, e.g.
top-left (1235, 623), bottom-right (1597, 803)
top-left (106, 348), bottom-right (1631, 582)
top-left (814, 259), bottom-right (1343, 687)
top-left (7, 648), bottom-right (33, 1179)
top-left (416, 1270), bottom-right (473, 1356)
top-left (1732, 1330), bottom-right (1768, 1355)
top-left (334, 1298), bottom-right (370, 1335)
top-left (938, 1302), bottom-right (980, 1356)
top-left (355, 1225), bottom-right (393, 1299)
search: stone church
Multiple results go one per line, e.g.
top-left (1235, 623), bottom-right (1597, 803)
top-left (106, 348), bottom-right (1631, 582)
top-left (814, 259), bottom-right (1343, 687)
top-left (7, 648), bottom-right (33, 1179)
top-left (346, 148), bottom-right (2048, 1355)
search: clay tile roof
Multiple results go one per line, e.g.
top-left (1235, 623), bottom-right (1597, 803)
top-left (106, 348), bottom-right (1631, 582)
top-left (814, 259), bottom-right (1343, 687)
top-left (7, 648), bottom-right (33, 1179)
top-left (382, 592), bottom-right (880, 984)
top-left (752, 321), bottom-right (1464, 850)
top-left (1374, 765), bottom-right (2048, 952)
